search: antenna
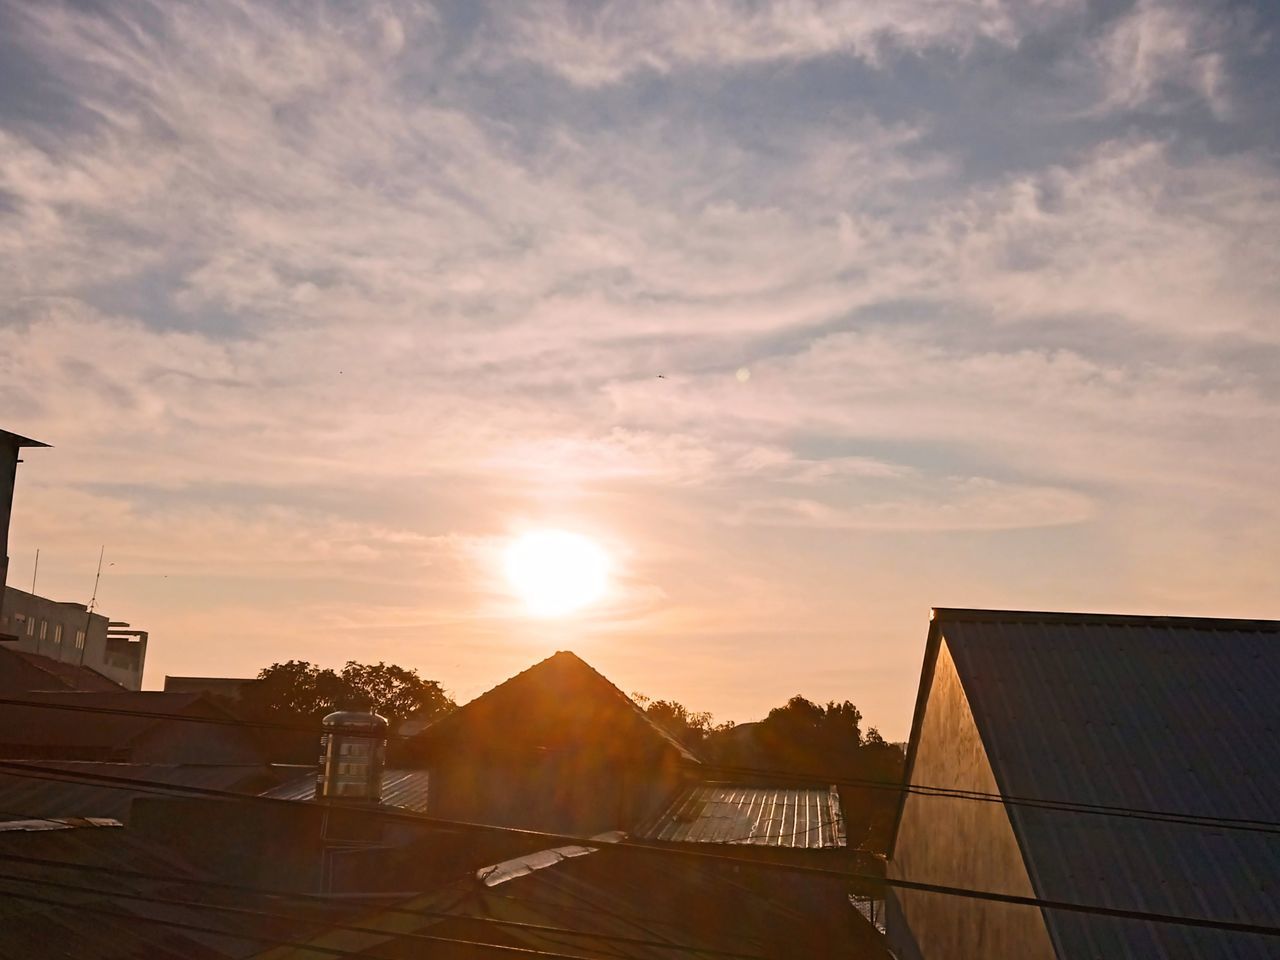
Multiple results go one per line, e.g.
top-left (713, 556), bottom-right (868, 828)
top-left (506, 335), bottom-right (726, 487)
top-left (30, 548), bottom-right (39, 596)
top-left (77, 546), bottom-right (105, 667)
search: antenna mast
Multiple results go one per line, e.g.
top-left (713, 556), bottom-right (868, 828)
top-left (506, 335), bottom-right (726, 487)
top-left (77, 546), bottom-right (105, 667)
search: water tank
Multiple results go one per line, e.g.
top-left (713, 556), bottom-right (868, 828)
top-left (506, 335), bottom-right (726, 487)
top-left (316, 710), bottom-right (388, 803)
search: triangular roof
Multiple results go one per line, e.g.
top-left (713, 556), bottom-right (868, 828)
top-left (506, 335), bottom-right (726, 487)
top-left (892, 608), bottom-right (1280, 957)
top-left (415, 651), bottom-right (700, 763)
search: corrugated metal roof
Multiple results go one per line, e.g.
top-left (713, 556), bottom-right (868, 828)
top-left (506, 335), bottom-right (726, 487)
top-left (0, 823), bottom-right (352, 959)
top-left (935, 609), bottom-right (1280, 958)
top-left (0, 762), bottom-right (278, 822)
top-left (638, 782), bottom-right (846, 848)
top-left (260, 769), bottom-right (430, 812)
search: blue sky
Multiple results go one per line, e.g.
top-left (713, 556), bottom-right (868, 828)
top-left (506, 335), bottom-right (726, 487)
top-left (2, 0), bottom-right (1277, 735)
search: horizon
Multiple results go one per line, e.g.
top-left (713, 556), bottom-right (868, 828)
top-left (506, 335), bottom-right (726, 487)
top-left (3, 0), bottom-right (1278, 741)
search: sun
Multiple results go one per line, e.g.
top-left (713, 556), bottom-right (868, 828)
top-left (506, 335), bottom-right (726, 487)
top-left (504, 530), bottom-right (610, 617)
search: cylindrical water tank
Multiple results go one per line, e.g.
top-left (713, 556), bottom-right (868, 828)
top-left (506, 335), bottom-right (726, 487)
top-left (316, 710), bottom-right (388, 802)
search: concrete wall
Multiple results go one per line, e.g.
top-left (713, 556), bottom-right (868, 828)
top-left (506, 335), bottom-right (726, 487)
top-left (886, 638), bottom-right (1056, 960)
top-left (0, 586), bottom-right (146, 690)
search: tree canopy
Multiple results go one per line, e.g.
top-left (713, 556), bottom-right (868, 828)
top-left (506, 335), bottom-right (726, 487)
top-left (241, 660), bottom-right (455, 724)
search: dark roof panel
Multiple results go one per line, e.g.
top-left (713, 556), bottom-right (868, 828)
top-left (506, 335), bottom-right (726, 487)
top-left (937, 610), bottom-right (1280, 958)
top-left (415, 650), bottom-right (700, 764)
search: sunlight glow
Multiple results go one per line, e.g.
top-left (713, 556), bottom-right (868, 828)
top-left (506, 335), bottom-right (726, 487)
top-left (503, 530), bottom-right (610, 617)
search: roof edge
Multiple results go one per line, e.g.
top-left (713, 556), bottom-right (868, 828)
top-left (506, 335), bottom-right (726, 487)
top-left (932, 607), bottom-right (1280, 631)
top-left (0, 430), bottom-right (51, 448)
top-left (885, 613), bottom-right (945, 859)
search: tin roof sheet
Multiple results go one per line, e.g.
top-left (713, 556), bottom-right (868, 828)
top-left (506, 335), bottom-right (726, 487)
top-left (260, 769), bottom-right (430, 812)
top-left (0, 762), bottom-right (278, 822)
top-left (639, 782), bottom-right (846, 848)
top-left (932, 609), bottom-right (1280, 958)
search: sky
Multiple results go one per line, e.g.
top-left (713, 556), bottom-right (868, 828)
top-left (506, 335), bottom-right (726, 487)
top-left (1, 0), bottom-right (1278, 738)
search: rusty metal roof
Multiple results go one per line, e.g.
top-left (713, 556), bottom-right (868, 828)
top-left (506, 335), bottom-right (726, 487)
top-left (638, 782), bottom-right (846, 848)
top-left (900, 608), bottom-right (1280, 958)
top-left (260, 768), bottom-right (430, 812)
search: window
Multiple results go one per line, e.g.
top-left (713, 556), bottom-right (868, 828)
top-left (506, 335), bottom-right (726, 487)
top-left (39, 620), bottom-right (47, 641)
top-left (26, 618), bottom-right (34, 637)
top-left (53, 624), bottom-right (63, 645)
top-left (75, 630), bottom-right (86, 650)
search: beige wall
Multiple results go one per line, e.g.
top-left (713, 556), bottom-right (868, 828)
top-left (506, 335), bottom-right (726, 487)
top-left (887, 638), bottom-right (1056, 960)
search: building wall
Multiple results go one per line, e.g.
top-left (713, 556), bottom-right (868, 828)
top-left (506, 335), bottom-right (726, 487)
top-left (429, 743), bottom-right (684, 836)
top-left (886, 638), bottom-right (1056, 960)
top-left (0, 586), bottom-right (145, 690)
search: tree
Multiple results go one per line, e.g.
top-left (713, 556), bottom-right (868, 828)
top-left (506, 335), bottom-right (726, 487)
top-left (243, 660), bottom-right (455, 725)
top-left (633, 692), bottom-right (734, 752)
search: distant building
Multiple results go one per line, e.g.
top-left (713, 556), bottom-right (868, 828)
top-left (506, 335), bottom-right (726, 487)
top-left (1, 586), bottom-right (146, 690)
top-left (0, 428), bottom-right (48, 634)
top-left (162, 674), bottom-right (259, 701)
top-left (886, 608), bottom-right (1280, 960)
top-left (408, 650), bottom-right (699, 835)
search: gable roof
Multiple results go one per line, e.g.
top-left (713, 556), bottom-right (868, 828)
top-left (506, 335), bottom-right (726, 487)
top-left (0, 647), bottom-right (127, 693)
top-left (415, 650), bottom-right (699, 763)
top-left (894, 608), bottom-right (1280, 958)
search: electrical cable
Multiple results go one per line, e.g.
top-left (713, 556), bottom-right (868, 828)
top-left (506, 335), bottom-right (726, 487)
top-left (0, 759), bottom-right (1277, 939)
top-left (2, 694), bottom-right (1276, 837)
top-left (0, 845), bottom-right (776, 960)
top-left (0, 878), bottom-right (615, 960)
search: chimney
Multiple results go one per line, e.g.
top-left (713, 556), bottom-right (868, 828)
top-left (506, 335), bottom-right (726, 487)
top-left (316, 710), bottom-right (389, 803)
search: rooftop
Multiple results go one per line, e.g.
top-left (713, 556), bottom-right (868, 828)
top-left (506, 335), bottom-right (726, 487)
top-left (897, 607), bottom-right (1280, 958)
top-left (259, 768), bottom-right (431, 813)
top-left (638, 782), bottom-right (847, 848)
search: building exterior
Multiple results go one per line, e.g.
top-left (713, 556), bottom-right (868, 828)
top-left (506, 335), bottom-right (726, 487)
top-left (162, 674), bottom-right (259, 700)
top-left (886, 608), bottom-right (1280, 960)
top-left (409, 650), bottom-right (699, 836)
top-left (0, 586), bottom-right (146, 690)
top-left (0, 429), bottom-right (48, 636)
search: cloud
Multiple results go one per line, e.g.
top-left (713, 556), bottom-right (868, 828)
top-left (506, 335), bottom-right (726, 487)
top-left (734, 477), bottom-right (1095, 531)
top-left (476, 0), bottom-right (1084, 86)
top-left (1, 0), bottom-right (1277, 727)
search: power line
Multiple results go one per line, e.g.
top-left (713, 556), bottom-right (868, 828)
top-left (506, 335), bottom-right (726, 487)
top-left (2, 693), bottom-right (1278, 837)
top-left (0, 867), bottom-right (770, 960)
top-left (0, 846), bottom-right (777, 960)
top-left (0, 878), bottom-right (611, 960)
top-left (0, 759), bottom-right (1277, 939)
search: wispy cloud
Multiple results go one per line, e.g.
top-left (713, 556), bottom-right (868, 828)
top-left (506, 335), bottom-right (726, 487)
top-left (1, 0), bottom-right (1277, 728)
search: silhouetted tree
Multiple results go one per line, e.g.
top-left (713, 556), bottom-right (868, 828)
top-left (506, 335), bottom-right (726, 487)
top-left (243, 660), bottom-right (455, 724)
top-left (633, 692), bottom-right (734, 752)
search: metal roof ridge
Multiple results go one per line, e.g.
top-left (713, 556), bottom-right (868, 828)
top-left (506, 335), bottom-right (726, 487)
top-left (932, 607), bottom-right (1280, 631)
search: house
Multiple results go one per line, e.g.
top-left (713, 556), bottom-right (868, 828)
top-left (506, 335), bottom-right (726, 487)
top-left (408, 650), bottom-right (699, 835)
top-left (886, 608), bottom-right (1280, 960)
